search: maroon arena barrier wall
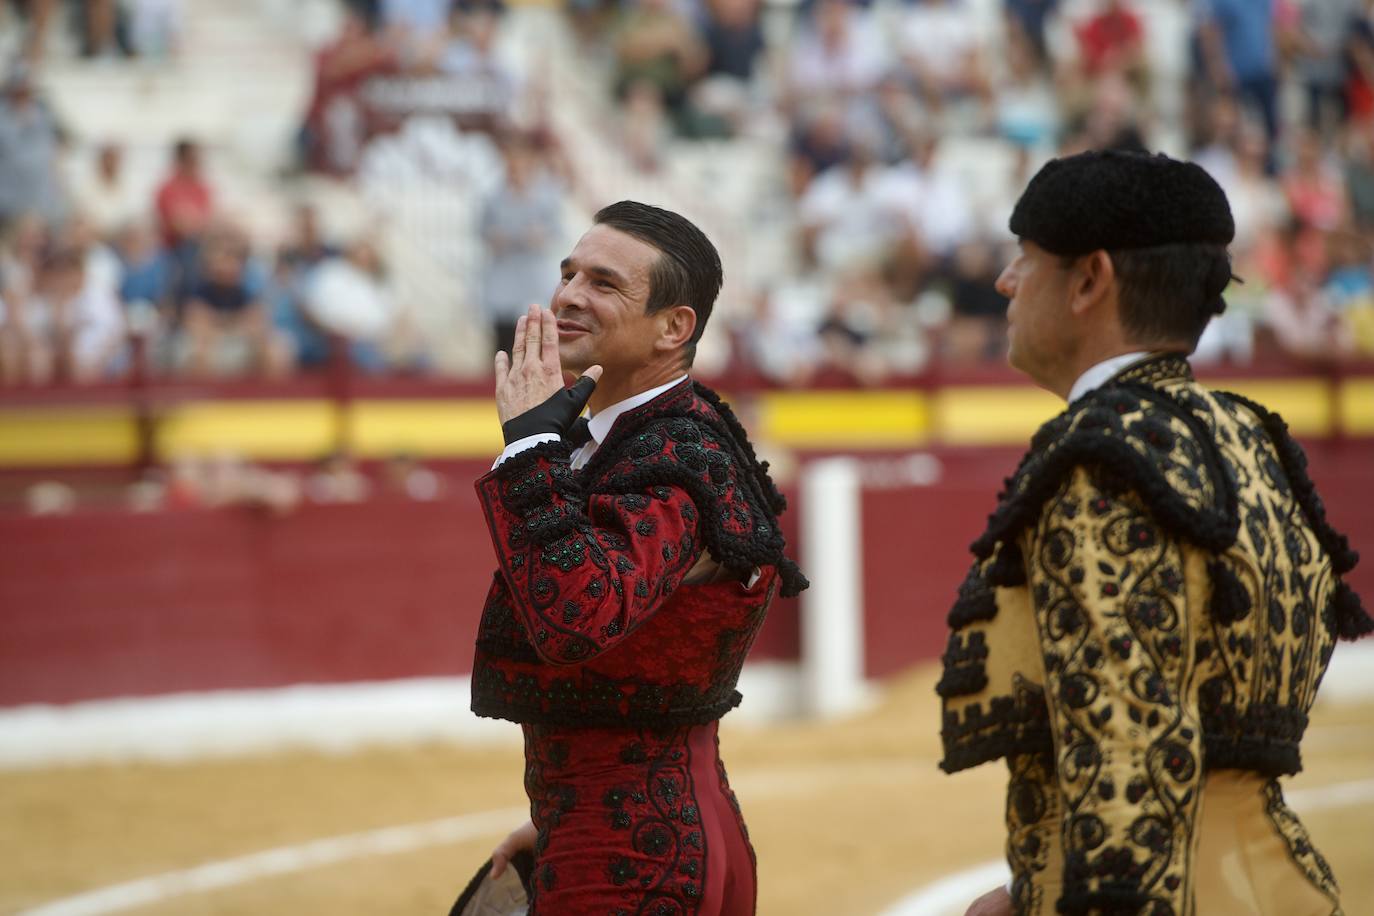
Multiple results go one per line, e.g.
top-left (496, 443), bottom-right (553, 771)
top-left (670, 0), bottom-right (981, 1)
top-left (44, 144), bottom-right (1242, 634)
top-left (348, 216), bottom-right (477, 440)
top-left (2, 442), bottom-right (1371, 706)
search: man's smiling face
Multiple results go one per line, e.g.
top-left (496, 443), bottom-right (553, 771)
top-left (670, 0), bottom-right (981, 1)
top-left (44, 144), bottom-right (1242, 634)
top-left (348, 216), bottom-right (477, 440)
top-left (550, 224), bottom-right (662, 378)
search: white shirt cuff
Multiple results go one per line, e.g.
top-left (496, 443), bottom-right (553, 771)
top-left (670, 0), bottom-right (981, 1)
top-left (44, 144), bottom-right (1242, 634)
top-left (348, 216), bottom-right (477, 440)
top-left (492, 433), bottom-right (561, 470)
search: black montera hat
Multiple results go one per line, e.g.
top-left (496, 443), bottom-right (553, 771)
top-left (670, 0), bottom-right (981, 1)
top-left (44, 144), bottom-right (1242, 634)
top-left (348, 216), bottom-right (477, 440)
top-left (1009, 149), bottom-right (1235, 256)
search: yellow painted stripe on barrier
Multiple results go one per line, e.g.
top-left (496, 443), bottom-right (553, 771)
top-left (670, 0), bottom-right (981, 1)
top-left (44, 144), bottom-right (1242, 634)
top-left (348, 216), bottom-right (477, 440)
top-left (0, 407), bottom-right (137, 465)
top-left (931, 386), bottom-right (1063, 446)
top-left (1209, 379), bottom-right (1332, 437)
top-left (1341, 379), bottom-right (1374, 435)
top-left (0, 377), bottom-right (1369, 465)
top-left (158, 401), bottom-right (337, 460)
top-left (756, 390), bottom-right (929, 448)
top-left (351, 400), bottom-right (504, 457)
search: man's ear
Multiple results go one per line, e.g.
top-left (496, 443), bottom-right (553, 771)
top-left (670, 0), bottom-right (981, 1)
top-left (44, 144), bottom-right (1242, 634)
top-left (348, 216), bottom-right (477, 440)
top-left (1068, 250), bottom-right (1116, 318)
top-left (654, 305), bottom-right (697, 352)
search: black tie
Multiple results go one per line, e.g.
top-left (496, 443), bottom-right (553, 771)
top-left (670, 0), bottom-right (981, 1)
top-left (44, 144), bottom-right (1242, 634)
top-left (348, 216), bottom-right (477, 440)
top-left (566, 417), bottom-right (593, 448)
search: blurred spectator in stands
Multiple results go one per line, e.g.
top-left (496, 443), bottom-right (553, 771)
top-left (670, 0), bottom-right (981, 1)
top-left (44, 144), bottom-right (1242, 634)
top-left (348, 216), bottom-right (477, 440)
top-left (1193, 93), bottom-right (1243, 185)
top-left (1195, 0), bottom-right (1280, 166)
top-left (22, 243), bottom-right (126, 383)
top-left (797, 131), bottom-right (907, 272)
top-left (479, 135), bottom-right (562, 355)
top-left (866, 75), bottom-right (927, 165)
top-left (613, 0), bottom-right (707, 130)
top-left (114, 220), bottom-right (174, 315)
top-left (438, 4), bottom-right (519, 121)
top-left (64, 214), bottom-right (123, 330)
top-left (621, 78), bottom-right (672, 171)
top-left (1072, 0), bottom-right (1147, 94)
top-left (1284, 0), bottom-right (1361, 136)
top-left (306, 449), bottom-right (371, 503)
top-left (899, 0), bottom-right (992, 117)
top-left (0, 65), bottom-right (65, 227)
top-left (788, 101), bottom-right (850, 198)
top-left (995, 22), bottom-right (1060, 148)
top-left (1004, 0), bottom-right (1058, 66)
top-left (299, 9), bottom-right (395, 175)
top-left (1283, 128), bottom-right (1349, 273)
top-left (814, 268), bottom-right (891, 385)
top-left (1344, 118), bottom-right (1374, 230)
top-left (1327, 230), bottom-right (1374, 354)
top-left (268, 204), bottom-right (339, 368)
top-left (302, 237), bottom-right (418, 373)
top-left (740, 278), bottom-right (827, 385)
top-left (4, 0), bottom-right (55, 64)
top-left (701, 0), bottom-right (764, 82)
top-left (1062, 71), bottom-right (1148, 153)
top-left (381, 0), bottom-right (451, 64)
top-left (939, 238), bottom-right (1007, 365)
top-left (890, 132), bottom-right (975, 265)
top-left (280, 204), bottom-right (340, 283)
top-left (1264, 261), bottom-right (1356, 362)
top-left (1348, 0), bottom-right (1374, 124)
top-left (685, 0), bottom-right (765, 138)
top-left (0, 211), bottom-right (46, 315)
top-left (78, 0), bottom-right (123, 58)
top-left (70, 143), bottom-right (143, 240)
top-left (181, 234), bottom-right (290, 378)
top-left (1218, 124), bottom-right (1289, 252)
top-left (154, 139), bottom-right (214, 265)
top-left (127, 0), bottom-right (183, 58)
top-left (785, 0), bottom-right (887, 107)
top-left (383, 452), bottom-right (443, 500)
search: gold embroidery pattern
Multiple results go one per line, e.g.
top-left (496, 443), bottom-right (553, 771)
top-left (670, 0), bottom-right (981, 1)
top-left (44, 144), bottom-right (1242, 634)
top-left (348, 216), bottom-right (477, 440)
top-left (1262, 779), bottom-right (1342, 913)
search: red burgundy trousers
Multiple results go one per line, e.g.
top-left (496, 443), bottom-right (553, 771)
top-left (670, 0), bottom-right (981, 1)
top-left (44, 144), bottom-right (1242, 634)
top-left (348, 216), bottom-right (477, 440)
top-left (521, 720), bottom-right (757, 916)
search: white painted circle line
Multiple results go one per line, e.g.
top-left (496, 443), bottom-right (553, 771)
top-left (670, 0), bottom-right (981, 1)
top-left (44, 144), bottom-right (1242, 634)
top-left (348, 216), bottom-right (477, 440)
top-left (16, 806), bottom-right (528, 916)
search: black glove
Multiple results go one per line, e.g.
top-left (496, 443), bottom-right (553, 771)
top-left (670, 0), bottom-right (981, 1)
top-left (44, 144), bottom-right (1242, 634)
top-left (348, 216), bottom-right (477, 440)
top-left (500, 374), bottom-right (598, 446)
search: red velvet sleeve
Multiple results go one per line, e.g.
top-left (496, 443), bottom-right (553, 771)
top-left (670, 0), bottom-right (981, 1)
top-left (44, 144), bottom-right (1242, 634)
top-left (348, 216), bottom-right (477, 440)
top-left (475, 442), bottom-right (704, 666)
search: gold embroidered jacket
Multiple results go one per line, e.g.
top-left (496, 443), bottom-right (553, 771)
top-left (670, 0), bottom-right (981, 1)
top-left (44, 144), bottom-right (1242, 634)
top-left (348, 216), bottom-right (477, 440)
top-left (937, 355), bottom-right (1371, 915)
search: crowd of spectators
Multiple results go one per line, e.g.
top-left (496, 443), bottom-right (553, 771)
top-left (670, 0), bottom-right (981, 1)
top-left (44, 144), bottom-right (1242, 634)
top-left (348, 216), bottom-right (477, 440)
top-left (4, 0), bottom-right (1374, 392)
top-left (722, 0), bottom-right (1374, 383)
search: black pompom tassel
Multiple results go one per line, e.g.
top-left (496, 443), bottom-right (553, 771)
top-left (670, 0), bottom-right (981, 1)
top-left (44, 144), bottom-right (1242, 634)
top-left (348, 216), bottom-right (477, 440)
top-left (1208, 560), bottom-right (1251, 624)
top-left (1332, 581), bottom-right (1374, 641)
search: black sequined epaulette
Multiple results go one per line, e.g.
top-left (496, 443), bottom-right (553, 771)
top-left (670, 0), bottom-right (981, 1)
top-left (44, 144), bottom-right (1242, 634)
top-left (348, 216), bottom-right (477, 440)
top-left (969, 380), bottom-right (1240, 562)
top-left (581, 381), bottom-right (809, 598)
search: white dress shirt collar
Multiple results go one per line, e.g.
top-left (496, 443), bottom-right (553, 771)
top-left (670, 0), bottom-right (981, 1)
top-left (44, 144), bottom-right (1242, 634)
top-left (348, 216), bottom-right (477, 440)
top-left (583, 375), bottom-right (690, 451)
top-left (1067, 352), bottom-right (1153, 404)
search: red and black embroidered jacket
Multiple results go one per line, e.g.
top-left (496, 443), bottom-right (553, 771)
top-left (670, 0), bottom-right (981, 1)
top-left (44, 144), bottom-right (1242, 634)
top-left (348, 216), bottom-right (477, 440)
top-left (471, 380), bottom-right (807, 728)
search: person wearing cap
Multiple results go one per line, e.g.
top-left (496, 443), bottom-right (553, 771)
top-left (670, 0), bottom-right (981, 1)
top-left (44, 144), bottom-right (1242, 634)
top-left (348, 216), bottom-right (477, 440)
top-left (464, 200), bottom-right (806, 915)
top-left (936, 149), bottom-right (1370, 916)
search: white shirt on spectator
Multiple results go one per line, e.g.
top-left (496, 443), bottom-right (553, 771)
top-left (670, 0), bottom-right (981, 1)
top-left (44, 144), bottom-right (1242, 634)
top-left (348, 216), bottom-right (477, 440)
top-left (305, 258), bottom-right (397, 341)
top-left (799, 163), bottom-right (911, 271)
top-left (900, 0), bottom-right (983, 85)
top-left (788, 9), bottom-right (888, 97)
top-left (884, 160), bottom-right (975, 258)
top-left (68, 171), bottom-right (145, 237)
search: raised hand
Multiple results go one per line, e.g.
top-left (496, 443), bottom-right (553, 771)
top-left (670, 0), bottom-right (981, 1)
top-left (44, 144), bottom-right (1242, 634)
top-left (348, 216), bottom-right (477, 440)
top-left (495, 304), bottom-right (602, 443)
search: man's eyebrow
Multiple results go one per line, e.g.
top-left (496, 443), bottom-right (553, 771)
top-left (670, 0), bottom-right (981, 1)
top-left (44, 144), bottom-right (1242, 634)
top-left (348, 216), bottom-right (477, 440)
top-left (561, 259), bottom-right (629, 287)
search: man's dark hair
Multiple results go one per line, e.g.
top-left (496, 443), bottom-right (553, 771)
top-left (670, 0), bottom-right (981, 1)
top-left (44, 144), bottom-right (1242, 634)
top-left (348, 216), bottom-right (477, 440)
top-left (593, 200), bottom-right (723, 365)
top-left (1064, 243), bottom-right (1233, 350)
